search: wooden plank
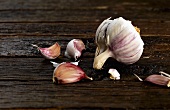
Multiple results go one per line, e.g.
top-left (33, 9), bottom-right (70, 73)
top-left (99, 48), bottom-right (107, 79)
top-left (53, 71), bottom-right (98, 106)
top-left (0, 35), bottom-right (169, 58)
top-left (0, 55), bottom-right (169, 81)
top-left (0, 0), bottom-right (169, 22)
top-left (0, 57), bottom-right (168, 109)
top-left (0, 79), bottom-right (170, 109)
top-left (0, 9), bottom-right (169, 22)
top-left (0, 35), bottom-right (169, 74)
top-left (0, 0), bottom-right (159, 10)
top-left (0, 0), bottom-right (169, 10)
top-left (0, 23), bottom-right (97, 35)
top-left (0, 20), bottom-right (169, 35)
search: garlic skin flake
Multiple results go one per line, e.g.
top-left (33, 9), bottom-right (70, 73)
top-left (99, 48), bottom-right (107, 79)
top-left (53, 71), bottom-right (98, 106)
top-left (108, 68), bottom-right (120, 80)
top-left (53, 62), bottom-right (92, 84)
top-left (93, 17), bottom-right (144, 69)
top-left (32, 42), bottom-right (60, 59)
top-left (65, 39), bottom-right (85, 61)
top-left (50, 61), bottom-right (79, 68)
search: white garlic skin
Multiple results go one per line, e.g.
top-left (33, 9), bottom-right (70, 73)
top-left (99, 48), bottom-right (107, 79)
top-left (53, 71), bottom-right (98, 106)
top-left (65, 39), bottom-right (85, 61)
top-left (50, 61), bottom-right (79, 68)
top-left (95, 17), bottom-right (112, 57)
top-left (93, 17), bottom-right (144, 69)
top-left (108, 69), bottom-right (120, 80)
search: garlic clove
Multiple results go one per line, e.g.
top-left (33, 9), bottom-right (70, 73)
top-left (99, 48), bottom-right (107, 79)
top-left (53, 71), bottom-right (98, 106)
top-left (106, 17), bottom-right (133, 43)
top-left (53, 62), bottom-right (92, 84)
top-left (32, 42), bottom-right (60, 59)
top-left (108, 68), bottom-right (120, 80)
top-left (96, 17), bottom-right (112, 39)
top-left (116, 43), bottom-right (144, 64)
top-left (65, 39), bottom-right (85, 61)
top-left (145, 75), bottom-right (170, 87)
top-left (95, 17), bottom-right (112, 57)
top-left (116, 39), bottom-right (143, 57)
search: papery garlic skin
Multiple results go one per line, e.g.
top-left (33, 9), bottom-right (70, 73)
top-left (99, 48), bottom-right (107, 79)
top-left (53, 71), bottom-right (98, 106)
top-left (65, 39), bottom-right (85, 61)
top-left (95, 17), bottom-right (112, 57)
top-left (50, 61), bottom-right (79, 68)
top-left (53, 62), bottom-right (92, 84)
top-left (108, 69), bottom-right (120, 80)
top-left (93, 17), bottom-right (144, 69)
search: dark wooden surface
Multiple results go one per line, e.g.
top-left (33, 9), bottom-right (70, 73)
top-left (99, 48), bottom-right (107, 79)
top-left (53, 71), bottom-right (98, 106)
top-left (0, 0), bottom-right (170, 109)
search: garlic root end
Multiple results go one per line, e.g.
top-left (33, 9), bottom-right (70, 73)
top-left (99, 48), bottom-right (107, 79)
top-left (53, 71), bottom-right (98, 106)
top-left (93, 48), bottom-right (113, 69)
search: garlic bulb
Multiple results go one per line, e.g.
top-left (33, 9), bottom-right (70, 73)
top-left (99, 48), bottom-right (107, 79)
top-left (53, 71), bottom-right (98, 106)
top-left (65, 39), bottom-right (85, 61)
top-left (32, 42), bottom-right (60, 59)
top-left (53, 62), bottom-right (92, 84)
top-left (93, 17), bottom-right (144, 69)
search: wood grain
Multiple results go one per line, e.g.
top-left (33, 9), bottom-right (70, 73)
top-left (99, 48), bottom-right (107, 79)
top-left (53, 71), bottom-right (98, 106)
top-left (0, 0), bottom-right (169, 109)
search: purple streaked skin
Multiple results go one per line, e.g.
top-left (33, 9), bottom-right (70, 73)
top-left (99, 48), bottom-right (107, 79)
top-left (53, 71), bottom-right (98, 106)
top-left (53, 63), bottom-right (92, 84)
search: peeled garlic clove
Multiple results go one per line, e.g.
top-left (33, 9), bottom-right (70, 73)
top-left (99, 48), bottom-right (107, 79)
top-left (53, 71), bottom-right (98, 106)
top-left (93, 17), bottom-right (144, 69)
top-left (32, 42), bottom-right (60, 59)
top-left (145, 75), bottom-right (170, 87)
top-left (65, 39), bottom-right (85, 61)
top-left (108, 68), bottom-right (120, 80)
top-left (53, 62), bottom-right (92, 84)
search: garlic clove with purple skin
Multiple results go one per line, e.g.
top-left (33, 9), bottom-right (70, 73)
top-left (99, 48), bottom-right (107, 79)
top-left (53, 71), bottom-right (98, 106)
top-left (32, 42), bottom-right (60, 59)
top-left (53, 62), bottom-right (93, 84)
top-left (108, 68), bottom-right (120, 80)
top-left (134, 73), bottom-right (170, 87)
top-left (65, 39), bottom-right (85, 61)
top-left (93, 17), bottom-right (144, 69)
top-left (145, 75), bottom-right (170, 87)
